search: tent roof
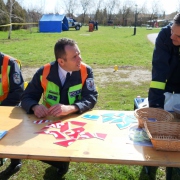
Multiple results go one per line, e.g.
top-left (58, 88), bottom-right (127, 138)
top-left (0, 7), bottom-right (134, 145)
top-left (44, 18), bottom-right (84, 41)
top-left (40, 14), bottom-right (65, 21)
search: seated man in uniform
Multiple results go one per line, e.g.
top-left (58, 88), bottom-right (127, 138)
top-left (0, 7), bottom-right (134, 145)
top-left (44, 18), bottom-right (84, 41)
top-left (21, 38), bottom-right (98, 177)
top-left (0, 52), bottom-right (24, 175)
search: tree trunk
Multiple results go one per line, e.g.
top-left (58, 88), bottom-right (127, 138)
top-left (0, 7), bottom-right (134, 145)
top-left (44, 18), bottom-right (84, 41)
top-left (8, 0), bottom-right (12, 39)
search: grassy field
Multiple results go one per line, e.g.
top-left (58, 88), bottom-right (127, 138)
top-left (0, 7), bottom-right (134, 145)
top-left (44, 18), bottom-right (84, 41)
top-left (0, 26), bottom-right (154, 67)
top-left (1, 26), bottom-right (180, 180)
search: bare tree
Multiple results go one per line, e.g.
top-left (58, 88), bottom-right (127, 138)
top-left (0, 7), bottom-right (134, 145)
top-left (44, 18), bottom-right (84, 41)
top-left (80, 0), bottom-right (92, 24)
top-left (93, 0), bottom-right (102, 21)
top-left (147, 0), bottom-right (164, 26)
top-left (63, 0), bottom-right (78, 18)
top-left (119, 0), bottom-right (134, 26)
top-left (106, 0), bottom-right (117, 21)
top-left (135, 2), bottom-right (149, 25)
top-left (7, 0), bottom-right (13, 39)
top-left (25, 9), bottom-right (42, 33)
top-left (5, 0), bottom-right (25, 39)
top-left (0, 0), bottom-right (9, 30)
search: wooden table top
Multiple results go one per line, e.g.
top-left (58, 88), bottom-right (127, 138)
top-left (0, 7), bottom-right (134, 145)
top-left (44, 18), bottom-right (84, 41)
top-left (0, 106), bottom-right (180, 167)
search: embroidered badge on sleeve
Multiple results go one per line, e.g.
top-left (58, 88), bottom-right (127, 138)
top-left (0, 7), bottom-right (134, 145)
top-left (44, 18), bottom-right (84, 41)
top-left (86, 78), bottom-right (95, 91)
top-left (13, 72), bottom-right (21, 84)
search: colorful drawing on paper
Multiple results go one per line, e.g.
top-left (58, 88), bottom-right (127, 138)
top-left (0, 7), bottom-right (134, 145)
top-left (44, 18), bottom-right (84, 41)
top-left (34, 120), bottom-right (107, 147)
top-left (101, 112), bottom-right (137, 129)
top-left (33, 111), bottom-right (138, 147)
top-left (33, 119), bottom-right (52, 124)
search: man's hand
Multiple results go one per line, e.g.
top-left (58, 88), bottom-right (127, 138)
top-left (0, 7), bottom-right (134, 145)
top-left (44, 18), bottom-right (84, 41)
top-left (48, 104), bottom-right (78, 117)
top-left (32, 104), bottom-right (49, 118)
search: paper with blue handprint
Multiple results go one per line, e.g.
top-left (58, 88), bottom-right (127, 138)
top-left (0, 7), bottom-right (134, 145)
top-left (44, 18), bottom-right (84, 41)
top-left (82, 114), bottom-right (100, 121)
top-left (110, 117), bottom-right (123, 123)
top-left (124, 115), bottom-right (137, 123)
top-left (101, 113), bottom-right (116, 117)
top-left (116, 121), bottom-right (132, 129)
top-left (102, 116), bottom-right (114, 123)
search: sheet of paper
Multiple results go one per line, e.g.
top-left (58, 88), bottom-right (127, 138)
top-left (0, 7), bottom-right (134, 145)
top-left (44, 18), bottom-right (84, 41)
top-left (0, 130), bottom-right (7, 139)
top-left (82, 114), bottom-right (100, 120)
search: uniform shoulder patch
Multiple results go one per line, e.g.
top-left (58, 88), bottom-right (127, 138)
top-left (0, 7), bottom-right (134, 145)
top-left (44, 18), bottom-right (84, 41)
top-left (86, 78), bottom-right (95, 91)
top-left (13, 72), bottom-right (21, 84)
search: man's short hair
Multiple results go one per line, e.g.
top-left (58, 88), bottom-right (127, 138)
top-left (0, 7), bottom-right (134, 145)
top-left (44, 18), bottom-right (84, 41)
top-left (54, 38), bottom-right (77, 61)
top-left (174, 13), bottom-right (180, 25)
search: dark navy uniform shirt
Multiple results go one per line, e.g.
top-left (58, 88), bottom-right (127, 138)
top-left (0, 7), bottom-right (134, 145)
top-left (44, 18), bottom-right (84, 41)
top-left (148, 24), bottom-right (180, 108)
top-left (21, 61), bottom-right (98, 114)
top-left (0, 52), bottom-right (24, 106)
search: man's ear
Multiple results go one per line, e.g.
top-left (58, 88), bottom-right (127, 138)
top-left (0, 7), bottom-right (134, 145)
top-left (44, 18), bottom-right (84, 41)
top-left (57, 58), bottom-right (64, 66)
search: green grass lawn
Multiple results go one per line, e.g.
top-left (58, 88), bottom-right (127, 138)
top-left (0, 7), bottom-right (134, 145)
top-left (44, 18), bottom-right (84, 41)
top-left (0, 26), bottom-right (156, 67)
top-left (1, 26), bottom-right (180, 179)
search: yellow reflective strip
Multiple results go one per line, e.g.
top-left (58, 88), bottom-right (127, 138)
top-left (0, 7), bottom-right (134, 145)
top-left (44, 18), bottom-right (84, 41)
top-left (150, 81), bottom-right (166, 90)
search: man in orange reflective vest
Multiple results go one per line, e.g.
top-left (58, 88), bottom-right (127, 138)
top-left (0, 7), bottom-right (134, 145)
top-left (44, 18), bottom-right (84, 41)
top-left (0, 52), bottom-right (24, 175)
top-left (21, 38), bottom-right (98, 177)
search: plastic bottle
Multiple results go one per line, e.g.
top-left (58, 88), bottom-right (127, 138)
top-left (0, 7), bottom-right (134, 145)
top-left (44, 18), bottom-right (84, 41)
top-left (136, 96), bottom-right (142, 104)
top-left (114, 65), bottom-right (118, 71)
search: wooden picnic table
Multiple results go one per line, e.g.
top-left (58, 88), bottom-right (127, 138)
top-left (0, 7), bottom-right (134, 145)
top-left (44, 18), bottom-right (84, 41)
top-left (0, 106), bottom-right (180, 167)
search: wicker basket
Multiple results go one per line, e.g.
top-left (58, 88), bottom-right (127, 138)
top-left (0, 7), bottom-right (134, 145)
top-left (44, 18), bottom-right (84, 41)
top-left (173, 104), bottom-right (180, 119)
top-left (134, 107), bottom-right (174, 128)
top-left (144, 121), bottom-right (180, 151)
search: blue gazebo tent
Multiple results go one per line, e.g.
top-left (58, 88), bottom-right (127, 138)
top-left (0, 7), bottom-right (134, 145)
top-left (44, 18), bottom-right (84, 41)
top-left (62, 16), bottom-right (69, 31)
top-left (39, 14), bottom-right (69, 33)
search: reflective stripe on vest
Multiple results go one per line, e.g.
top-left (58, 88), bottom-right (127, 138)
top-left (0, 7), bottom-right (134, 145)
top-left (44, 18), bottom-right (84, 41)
top-left (41, 63), bottom-right (51, 107)
top-left (0, 56), bottom-right (10, 102)
top-left (41, 62), bottom-right (88, 107)
top-left (68, 84), bottom-right (82, 104)
top-left (0, 55), bottom-right (21, 103)
top-left (3, 54), bottom-right (21, 69)
top-left (150, 81), bottom-right (166, 90)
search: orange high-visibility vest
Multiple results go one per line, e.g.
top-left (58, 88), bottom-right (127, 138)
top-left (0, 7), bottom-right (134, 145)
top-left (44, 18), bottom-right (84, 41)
top-left (0, 55), bottom-right (21, 102)
top-left (41, 62), bottom-right (88, 108)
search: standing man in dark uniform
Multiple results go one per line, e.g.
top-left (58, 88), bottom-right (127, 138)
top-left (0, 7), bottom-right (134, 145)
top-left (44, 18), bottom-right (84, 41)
top-left (148, 13), bottom-right (180, 178)
top-left (21, 38), bottom-right (98, 177)
top-left (148, 13), bottom-right (180, 110)
top-left (0, 52), bottom-right (24, 175)
top-left (95, 21), bottom-right (98, 30)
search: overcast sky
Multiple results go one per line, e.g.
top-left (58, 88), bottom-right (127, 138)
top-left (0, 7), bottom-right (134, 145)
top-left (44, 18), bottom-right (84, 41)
top-left (136, 0), bottom-right (178, 14)
top-left (7, 0), bottom-right (179, 15)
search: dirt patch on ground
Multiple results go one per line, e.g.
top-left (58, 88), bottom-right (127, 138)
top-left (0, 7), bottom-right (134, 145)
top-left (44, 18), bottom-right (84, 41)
top-left (22, 67), bottom-right (151, 85)
top-left (93, 67), bottom-right (151, 85)
top-left (22, 67), bottom-right (39, 81)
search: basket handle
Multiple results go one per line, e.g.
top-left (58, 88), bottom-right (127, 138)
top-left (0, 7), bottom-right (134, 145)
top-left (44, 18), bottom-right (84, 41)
top-left (144, 121), bottom-right (152, 139)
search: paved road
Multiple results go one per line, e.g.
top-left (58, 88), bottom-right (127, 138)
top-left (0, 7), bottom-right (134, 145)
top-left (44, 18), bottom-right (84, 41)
top-left (147, 33), bottom-right (158, 44)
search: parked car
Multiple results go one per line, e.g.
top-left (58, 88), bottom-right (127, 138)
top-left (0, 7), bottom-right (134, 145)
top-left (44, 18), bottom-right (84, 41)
top-left (67, 18), bottom-right (82, 30)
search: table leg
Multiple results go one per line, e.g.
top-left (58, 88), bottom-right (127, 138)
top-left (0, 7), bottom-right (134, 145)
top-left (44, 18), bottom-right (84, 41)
top-left (144, 166), bottom-right (151, 175)
top-left (166, 167), bottom-right (173, 180)
top-left (0, 158), bottom-right (3, 166)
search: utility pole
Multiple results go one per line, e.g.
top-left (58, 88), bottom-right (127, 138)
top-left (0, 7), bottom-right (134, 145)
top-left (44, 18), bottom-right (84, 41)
top-left (134, 4), bottom-right (138, 35)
